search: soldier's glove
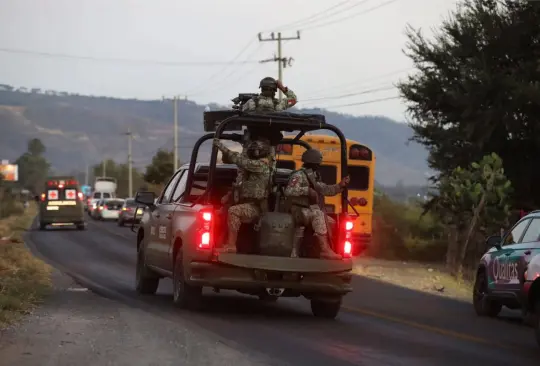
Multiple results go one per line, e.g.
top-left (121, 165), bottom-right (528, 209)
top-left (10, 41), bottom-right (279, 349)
top-left (339, 176), bottom-right (351, 189)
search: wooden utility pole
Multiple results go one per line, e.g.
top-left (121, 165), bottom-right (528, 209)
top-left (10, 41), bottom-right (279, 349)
top-left (258, 31), bottom-right (300, 100)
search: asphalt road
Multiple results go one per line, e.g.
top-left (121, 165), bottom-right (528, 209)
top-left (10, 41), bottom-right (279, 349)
top-left (26, 218), bottom-right (539, 366)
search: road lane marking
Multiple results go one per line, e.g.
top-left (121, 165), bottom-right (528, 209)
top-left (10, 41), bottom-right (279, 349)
top-left (87, 220), bottom-right (135, 242)
top-left (342, 305), bottom-right (511, 349)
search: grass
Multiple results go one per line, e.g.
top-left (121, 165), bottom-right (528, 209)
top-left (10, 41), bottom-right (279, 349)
top-left (0, 203), bottom-right (52, 327)
top-left (353, 257), bottom-right (474, 302)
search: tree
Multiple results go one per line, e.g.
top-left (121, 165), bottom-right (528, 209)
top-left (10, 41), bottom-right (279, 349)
top-left (15, 138), bottom-right (50, 194)
top-left (398, 0), bottom-right (540, 209)
top-left (426, 153), bottom-right (511, 274)
top-left (143, 149), bottom-right (174, 185)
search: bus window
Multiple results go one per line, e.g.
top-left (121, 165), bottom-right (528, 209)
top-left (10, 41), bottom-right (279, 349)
top-left (93, 192), bottom-right (101, 199)
top-left (276, 160), bottom-right (296, 170)
top-left (348, 166), bottom-right (369, 190)
top-left (103, 192), bottom-right (111, 199)
top-left (319, 165), bottom-right (337, 185)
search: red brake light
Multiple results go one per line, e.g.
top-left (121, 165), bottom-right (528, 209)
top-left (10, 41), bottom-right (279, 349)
top-left (358, 198), bottom-right (367, 206)
top-left (198, 209), bottom-right (213, 250)
top-left (40, 193), bottom-right (46, 201)
top-left (341, 217), bottom-right (354, 258)
top-left (349, 146), bottom-right (371, 160)
top-left (343, 241), bottom-right (352, 256)
top-left (77, 192), bottom-right (83, 200)
top-left (277, 144), bottom-right (292, 154)
top-left (350, 197), bottom-right (358, 205)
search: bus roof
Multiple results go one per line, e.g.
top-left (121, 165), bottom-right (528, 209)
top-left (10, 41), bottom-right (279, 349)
top-left (299, 134), bottom-right (372, 149)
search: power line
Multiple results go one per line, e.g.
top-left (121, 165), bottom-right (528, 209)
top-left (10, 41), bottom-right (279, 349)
top-left (301, 0), bottom-right (399, 31)
top-left (315, 95), bottom-right (400, 109)
top-left (303, 67), bottom-right (411, 98)
top-left (267, 0), bottom-right (356, 31)
top-left (189, 44), bottom-right (264, 96)
top-left (184, 38), bottom-right (257, 95)
top-left (300, 85), bottom-right (396, 103)
top-left (0, 47), bottom-right (260, 66)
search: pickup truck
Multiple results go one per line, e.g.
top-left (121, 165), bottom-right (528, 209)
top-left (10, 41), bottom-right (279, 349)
top-left (133, 111), bottom-right (354, 318)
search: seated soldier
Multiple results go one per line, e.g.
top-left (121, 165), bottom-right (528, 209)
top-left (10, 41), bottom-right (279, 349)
top-left (284, 149), bottom-right (350, 259)
top-left (213, 138), bottom-right (272, 253)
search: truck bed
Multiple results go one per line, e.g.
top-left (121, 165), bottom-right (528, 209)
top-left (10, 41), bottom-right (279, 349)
top-left (216, 253), bottom-right (353, 273)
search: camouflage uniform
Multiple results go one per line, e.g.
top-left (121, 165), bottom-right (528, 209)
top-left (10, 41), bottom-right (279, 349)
top-left (214, 139), bottom-right (271, 253)
top-left (241, 88), bottom-right (298, 113)
top-left (284, 167), bottom-right (342, 259)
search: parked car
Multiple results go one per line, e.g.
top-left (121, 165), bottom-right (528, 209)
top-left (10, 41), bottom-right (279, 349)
top-left (473, 210), bottom-right (540, 348)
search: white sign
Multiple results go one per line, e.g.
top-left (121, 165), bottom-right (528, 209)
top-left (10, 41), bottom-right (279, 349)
top-left (493, 257), bottom-right (518, 281)
top-left (158, 225), bottom-right (167, 239)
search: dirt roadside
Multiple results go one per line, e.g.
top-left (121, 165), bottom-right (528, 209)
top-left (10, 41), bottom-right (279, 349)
top-left (0, 269), bottom-right (271, 366)
top-left (353, 257), bottom-right (473, 302)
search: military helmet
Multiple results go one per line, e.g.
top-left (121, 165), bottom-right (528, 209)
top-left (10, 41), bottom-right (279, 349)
top-left (246, 139), bottom-right (271, 159)
top-left (259, 77), bottom-right (277, 90)
top-left (301, 149), bottom-right (323, 164)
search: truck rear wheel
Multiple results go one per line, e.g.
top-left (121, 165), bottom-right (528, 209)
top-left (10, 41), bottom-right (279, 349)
top-left (172, 250), bottom-right (202, 309)
top-left (535, 299), bottom-right (540, 348)
top-left (310, 298), bottom-right (342, 319)
top-left (76, 223), bottom-right (86, 230)
top-left (135, 248), bottom-right (159, 295)
top-left (39, 222), bottom-right (47, 230)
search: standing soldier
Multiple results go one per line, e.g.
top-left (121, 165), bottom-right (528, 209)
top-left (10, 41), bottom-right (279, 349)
top-left (284, 149), bottom-right (350, 259)
top-left (222, 77), bottom-right (296, 206)
top-left (242, 77), bottom-right (297, 113)
top-left (214, 138), bottom-right (272, 253)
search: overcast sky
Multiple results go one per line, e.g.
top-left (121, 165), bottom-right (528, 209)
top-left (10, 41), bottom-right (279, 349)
top-left (0, 0), bottom-right (458, 121)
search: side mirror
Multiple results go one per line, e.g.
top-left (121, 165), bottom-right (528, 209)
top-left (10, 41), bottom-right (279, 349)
top-left (135, 191), bottom-right (156, 207)
top-left (485, 235), bottom-right (502, 250)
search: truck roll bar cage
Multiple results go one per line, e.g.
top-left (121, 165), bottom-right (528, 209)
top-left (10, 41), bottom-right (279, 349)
top-left (185, 113), bottom-right (349, 212)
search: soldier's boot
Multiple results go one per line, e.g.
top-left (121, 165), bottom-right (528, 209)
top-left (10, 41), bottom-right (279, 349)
top-left (291, 227), bottom-right (304, 258)
top-left (314, 234), bottom-right (341, 260)
top-left (219, 229), bottom-right (238, 253)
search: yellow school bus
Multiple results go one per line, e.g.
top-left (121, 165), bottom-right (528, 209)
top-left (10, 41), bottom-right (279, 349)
top-left (275, 135), bottom-right (375, 255)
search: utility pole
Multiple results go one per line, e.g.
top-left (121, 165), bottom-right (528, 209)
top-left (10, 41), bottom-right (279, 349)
top-left (258, 31), bottom-right (300, 100)
top-left (85, 164), bottom-right (88, 186)
top-left (102, 159), bottom-right (106, 177)
top-left (163, 95), bottom-right (181, 171)
top-left (173, 96), bottom-right (178, 171)
top-left (126, 128), bottom-right (133, 197)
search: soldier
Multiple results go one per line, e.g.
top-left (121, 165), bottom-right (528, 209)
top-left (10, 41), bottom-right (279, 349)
top-left (284, 149), bottom-right (350, 259)
top-left (242, 77), bottom-right (297, 113)
top-left (214, 138), bottom-right (272, 253)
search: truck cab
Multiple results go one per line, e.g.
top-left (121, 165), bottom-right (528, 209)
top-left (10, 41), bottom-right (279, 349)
top-left (133, 111), bottom-right (354, 318)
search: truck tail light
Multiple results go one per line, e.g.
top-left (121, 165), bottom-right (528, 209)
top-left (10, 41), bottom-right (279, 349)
top-left (77, 192), bottom-right (83, 200)
top-left (198, 209), bottom-right (213, 250)
top-left (40, 193), bottom-right (46, 201)
top-left (341, 218), bottom-right (354, 258)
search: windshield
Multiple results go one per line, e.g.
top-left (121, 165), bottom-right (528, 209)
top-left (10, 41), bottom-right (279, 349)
top-left (125, 199), bottom-right (137, 207)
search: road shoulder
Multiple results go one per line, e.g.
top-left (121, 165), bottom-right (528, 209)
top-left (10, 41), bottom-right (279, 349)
top-left (0, 269), bottom-right (270, 366)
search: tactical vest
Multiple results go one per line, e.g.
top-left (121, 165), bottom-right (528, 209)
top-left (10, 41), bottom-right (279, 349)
top-left (254, 96), bottom-right (279, 112)
top-left (288, 168), bottom-right (320, 208)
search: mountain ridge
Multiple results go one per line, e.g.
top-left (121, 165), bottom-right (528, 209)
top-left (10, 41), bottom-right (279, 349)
top-left (0, 87), bottom-right (429, 185)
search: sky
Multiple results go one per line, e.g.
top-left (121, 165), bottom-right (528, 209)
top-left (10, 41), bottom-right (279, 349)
top-left (0, 0), bottom-right (459, 122)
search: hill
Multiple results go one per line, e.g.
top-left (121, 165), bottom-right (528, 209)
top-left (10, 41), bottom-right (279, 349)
top-left (0, 87), bottom-right (429, 185)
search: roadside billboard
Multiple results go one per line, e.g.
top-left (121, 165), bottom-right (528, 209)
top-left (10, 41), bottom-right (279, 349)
top-left (0, 161), bottom-right (18, 181)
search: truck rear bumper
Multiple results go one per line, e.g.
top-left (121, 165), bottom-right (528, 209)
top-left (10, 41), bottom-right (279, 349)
top-left (187, 260), bottom-right (353, 295)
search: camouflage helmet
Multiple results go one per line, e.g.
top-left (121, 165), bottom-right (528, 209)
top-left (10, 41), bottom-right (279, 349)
top-left (259, 77), bottom-right (277, 90)
top-left (246, 139), bottom-right (271, 159)
top-left (301, 149), bottom-right (323, 164)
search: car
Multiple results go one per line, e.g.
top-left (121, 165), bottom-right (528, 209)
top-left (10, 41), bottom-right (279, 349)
top-left (38, 176), bottom-right (85, 230)
top-left (118, 198), bottom-right (143, 226)
top-left (134, 110), bottom-right (354, 318)
top-left (473, 210), bottom-right (540, 347)
top-left (92, 198), bottom-right (125, 220)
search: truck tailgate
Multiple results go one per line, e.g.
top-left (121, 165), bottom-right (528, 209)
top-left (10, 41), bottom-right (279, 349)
top-left (216, 253), bottom-right (352, 273)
